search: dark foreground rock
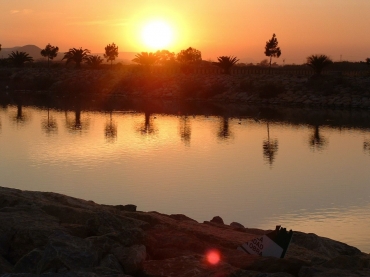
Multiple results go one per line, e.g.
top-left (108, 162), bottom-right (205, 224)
top-left (0, 186), bottom-right (369, 277)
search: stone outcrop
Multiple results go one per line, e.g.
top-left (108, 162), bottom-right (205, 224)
top-left (0, 186), bottom-right (369, 277)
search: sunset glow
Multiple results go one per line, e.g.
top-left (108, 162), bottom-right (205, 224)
top-left (1, 1), bottom-right (370, 63)
top-left (141, 20), bottom-right (174, 50)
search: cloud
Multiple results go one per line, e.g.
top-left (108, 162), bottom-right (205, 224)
top-left (67, 19), bottom-right (128, 26)
top-left (10, 9), bottom-right (33, 14)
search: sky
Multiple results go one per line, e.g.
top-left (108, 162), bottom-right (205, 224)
top-left (1, 0), bottom-right (369, 64)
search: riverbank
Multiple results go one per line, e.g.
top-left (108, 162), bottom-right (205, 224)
top-left (0, 186), bottom-right (369, 277)
top-left (1, 68), bottom-right (370, 110)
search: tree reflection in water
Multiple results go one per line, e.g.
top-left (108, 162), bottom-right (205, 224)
top-left (65, 108), bottom-right (89, 133)
top-left (11, 103), bottom-right (29, 125)
top-left (263, 122), bottom-right (279, 166)
top-left (105, 112), bottom-right (117, 142)
top-left (179, 116), bottom-right (192, 146)
top-left (41, 108), bottom-right (58, 135)
top-left (217, 116), bottom-right (232, 140)
top-left (137, 111), bottom-right (157, 135)
top-left (363, 139), bottom-right (370, 154)
top-left (309, 125), bottom-right (327, 151)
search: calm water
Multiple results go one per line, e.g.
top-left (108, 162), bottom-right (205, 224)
top-left (1, 99), bottom-right (370, 253)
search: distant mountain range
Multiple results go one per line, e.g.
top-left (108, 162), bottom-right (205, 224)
top-left (1, 45), bottom-right (138, 64)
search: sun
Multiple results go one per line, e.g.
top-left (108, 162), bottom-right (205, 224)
top-left (141, 20), bottom-right (174, 50)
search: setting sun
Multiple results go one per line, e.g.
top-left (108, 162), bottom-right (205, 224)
top-left (141, 20), bottom-right (174, 50)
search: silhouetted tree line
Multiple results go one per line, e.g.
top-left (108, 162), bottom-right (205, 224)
top-left (1, 35), bottom-right (369, 76)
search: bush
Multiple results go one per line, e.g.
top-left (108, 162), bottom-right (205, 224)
top-left (0, 59), bottom-right (11, 67)
top-left (240, 79), bottom-right (254, 91)
top-left (0, 69), bottom-right (12, 80)
top-left (179, 78), bottom-right (204, 99)
top-left (259, 81), bottom-right (285, 98)
top-left (115, 74), bottom-right (166, 96)
top-left (201, 80), bottom-right (227, 99)
top-left (32, 75), bottom-right (56, 90)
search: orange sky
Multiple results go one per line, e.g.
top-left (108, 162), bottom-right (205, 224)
top-left (1, 0), bottom-right (369, 64)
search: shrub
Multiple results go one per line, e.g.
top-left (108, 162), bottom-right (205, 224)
top-left (202, 80), bottom-right (228, 99)
top-left (32, 75), bottom-right (56, 90)
top-left (0, 69), bottom-right (12, 80)
top-left (259, 81), bottom-right (285, 98)
top-left (179, 78), bottom-right (204, 99)
top-left (240, 79), bottom-right (254, 91)
top-left (115, 74), bottom-right (165, 96)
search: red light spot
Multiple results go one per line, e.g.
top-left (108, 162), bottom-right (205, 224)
top-left (206, 250), bottom-right (221, 265)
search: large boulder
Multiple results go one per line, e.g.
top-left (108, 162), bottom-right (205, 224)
top-left (0, 186), bottom-right (369, 277)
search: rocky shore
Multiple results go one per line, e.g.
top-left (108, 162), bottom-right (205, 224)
top-left (0, 186), bottom-right (369, 277)
top-left (1, 68), bottom-right (370, 110)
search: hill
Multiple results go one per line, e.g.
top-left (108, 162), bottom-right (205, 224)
top-left (1, 45), bottom-right (44, 60)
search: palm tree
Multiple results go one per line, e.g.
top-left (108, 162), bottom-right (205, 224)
top-left (306, 54), bottom-right (333, 75)
top-left (8, 51), bottom-right (34, 67)
top-left (132, 52), bottom-right (159, 71)
top-left (85, 55), bottom-right (104, 69)
top-left (213, 56), bottom-right (239, 74)
top-left (62, 48), bottom-right (91, 68)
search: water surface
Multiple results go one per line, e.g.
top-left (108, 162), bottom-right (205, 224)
top-left (1, 100), bottom-right (370, 253)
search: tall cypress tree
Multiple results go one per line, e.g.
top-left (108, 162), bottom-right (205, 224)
top-left (264, 33), bottom-right (281, 72)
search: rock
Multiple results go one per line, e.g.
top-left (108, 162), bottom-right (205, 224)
top-left (210, 216), bottom-right (224, 224)
top-left (114, 204), bottom-right (136, 212)
top-left (0, 186), bottom-right (368, 276)
top-left (288, 232), bottom-right (361, 260)
top-left (113, 244), bottom-right (146, 275)
top-left (37, 231), bottom-right (100, 273)
top-left (142, 254), bottom-right (242, 277)
top-left (230, 222), bottom-right (245, 229)
top-left (322, 254), bottom-right (370, 270)
top-left (169, 214), bottom-right (198, 222)
top-left (0, 254), bottom-right (13, 273)
top-left (246, 256), bottom-right (309, 276)
top-left (13, 248), bottom-right (43, 273)
top-left (97, 254), bottom-right (124, 274)
top-left (298, 266), bottom-right (370, 277)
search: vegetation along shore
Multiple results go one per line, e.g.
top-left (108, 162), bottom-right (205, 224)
top-left (1, 66), bottom-right (370, 110)
top-left (1, 41), bottom-right (369, 110)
